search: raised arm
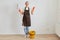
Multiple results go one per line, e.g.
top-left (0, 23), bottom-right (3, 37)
top-left (17, 4), bottom-right (24, 15)
top-left (31, 6), bottom-right (35, 14)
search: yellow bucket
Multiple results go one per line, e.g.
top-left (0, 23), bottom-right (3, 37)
top-left (29, 30), bottom-right (36, 39)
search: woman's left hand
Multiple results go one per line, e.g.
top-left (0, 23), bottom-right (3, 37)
top-left (31, 6), bottom-right (35, 14)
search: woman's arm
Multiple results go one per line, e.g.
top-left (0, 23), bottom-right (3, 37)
top-left (19, 9), bottom-right (24, 15)
top-left (17, 4), bottom-right (24, 15)
top-left (31, 6), bottom-right (35, 14)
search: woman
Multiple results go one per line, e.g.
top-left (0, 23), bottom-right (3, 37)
top-left (18, 1), bottom-right (35, 37)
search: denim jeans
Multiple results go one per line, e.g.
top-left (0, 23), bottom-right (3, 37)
top-left (24, 27), bottom-right (29, 35)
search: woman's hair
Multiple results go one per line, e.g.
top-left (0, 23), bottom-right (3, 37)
top-left (25, 1), bottom-right (29, 4)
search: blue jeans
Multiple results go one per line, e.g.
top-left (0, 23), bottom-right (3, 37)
top-left (24, 27), bottom-right (29, 35)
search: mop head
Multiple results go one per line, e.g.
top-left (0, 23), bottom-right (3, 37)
top-left (29, 30), bottom-right (36, 39)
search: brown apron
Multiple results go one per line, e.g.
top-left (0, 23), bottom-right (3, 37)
top-left (22, 7), bottom-right (31, 27)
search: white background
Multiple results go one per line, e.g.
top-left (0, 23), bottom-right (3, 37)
top-left (55, 0), bottom-right (60, 37)
top-left (0, 0), bottom-right (57, 34)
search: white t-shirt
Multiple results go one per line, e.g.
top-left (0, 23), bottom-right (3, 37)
top-left (26, 7), bottom-right (29, 10)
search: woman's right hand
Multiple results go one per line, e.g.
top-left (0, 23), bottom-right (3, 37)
top-left (19, 9), bottom-right (24, 15)
top-left (19, 9), bottom-right (21, 13)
